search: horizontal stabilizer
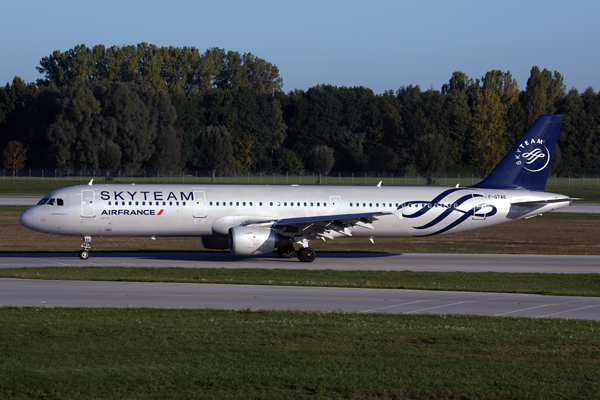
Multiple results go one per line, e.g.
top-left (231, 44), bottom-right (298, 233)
top-left (510, 198), bottom-right (580, 206)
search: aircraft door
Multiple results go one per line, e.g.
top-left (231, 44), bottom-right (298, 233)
top-left (330, 196), bottom-right (341, 214)
top-left (471, 194), bottom-right (487, 220)
top-left (81, 190), bottom-right (95, 218)
top-left (194, 191), bottom-right (207, 218)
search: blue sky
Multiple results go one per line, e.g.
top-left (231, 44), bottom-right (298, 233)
top-left (2, 0), bottom-right (599, 94)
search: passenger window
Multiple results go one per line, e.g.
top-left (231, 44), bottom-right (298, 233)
top-left (210, 202), bottom-right (213, 206)
top-left (183, 202), bottom-right (186, 206)
top-left (229, 202), bottom-right (233, 206)
top-left (304, 202), bottom-right (307, 206)
top-left (135, 201), bottom-right (139, 206)
top-left (376, 203), bottom-right (379, 207)
top-left (369, 203), bottom-right (372, 207)
top-left (249, 202), bottom-right (253, 206)
top-left (350, 203), bottom-right (353, 207)
top-left (122, 201), bottom-right (125, 206)
top-left (317, 202), bottom-right (320, 206)
top-left (284, 202), bottom-right (287, 206)
top-left (311, 202), bottom-right (314, 207)
top-left (243, 202), bottom-right (246, 206)
top-left (169, 202), bottom-right (173, 206)
top-left (149, 201), bottom-right (153, 206)
top-left (324, 203), bottom-right (327, 207)
top-left (142, 201), bottom-right (145, 206)
top-left (236, 202), bottom-right (239, 206)
top-left (108, 201), bottom-right (112, 206)
top-left (163, 201), bottom-right (166, 206)
top-left (176, 202), bottom-right (180, 206)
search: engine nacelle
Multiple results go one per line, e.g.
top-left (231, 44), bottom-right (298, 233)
top-left (201, 236), bottom-right (230, 250)
top-left (228, 226), bottom-right (279, 256)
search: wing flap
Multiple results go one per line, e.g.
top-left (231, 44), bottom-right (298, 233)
top-left (242, 211), bottom-right (391, 244)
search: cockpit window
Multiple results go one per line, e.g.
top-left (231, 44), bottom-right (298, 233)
top-left (47, 198), bottom-right (56, 206)
top-left (57, 198), bottom-right (64, 206)
top-left (37, 198), bottom-right (49, 205)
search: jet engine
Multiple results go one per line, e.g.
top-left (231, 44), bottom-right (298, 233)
top-left (228, 226), bottom-right (279, 256)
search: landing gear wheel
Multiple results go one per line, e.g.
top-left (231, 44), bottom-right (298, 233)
top-left (277, 246), bottom-right (295, 258)
top-left (79, 235), bottom-right (92, 260)
top-left (297, 247), bottom-right (316, 263)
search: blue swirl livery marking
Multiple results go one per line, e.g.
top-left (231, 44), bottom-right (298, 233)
top-left (397, 188), bottom-right (498, 237)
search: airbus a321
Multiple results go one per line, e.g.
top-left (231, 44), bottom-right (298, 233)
top-left (19, 115), bottom-right (575, 262)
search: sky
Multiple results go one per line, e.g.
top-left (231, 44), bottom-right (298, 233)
top-left (1, 0), bottom-right (599, 94)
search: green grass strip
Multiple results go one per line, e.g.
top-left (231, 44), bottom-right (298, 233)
top-left (2, 267), bottom-right (599, 297)
top-left (0, 308), bottom-right (598, 399)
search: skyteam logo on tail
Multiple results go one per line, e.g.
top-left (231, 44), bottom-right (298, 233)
top-left (515, 139), bottom-right (550, 173)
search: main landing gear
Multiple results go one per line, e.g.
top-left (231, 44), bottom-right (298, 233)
top-left (276, 245), bottom-right (316, 262)
top-left (297, 247), bottom-right (316, 263)
top-left (79, 235), bottom-right (91, 259)
top-left (277, 246), bottom-right (295, 258)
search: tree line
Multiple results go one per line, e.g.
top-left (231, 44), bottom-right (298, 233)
top-left (2, 43), bottom-right (600, 179)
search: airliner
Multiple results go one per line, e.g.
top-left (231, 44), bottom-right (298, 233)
top-left (19, 115), bottom-right (575, 262)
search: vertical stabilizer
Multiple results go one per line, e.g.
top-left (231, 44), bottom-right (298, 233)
top-left (472, 115), bottom-right (563, 191)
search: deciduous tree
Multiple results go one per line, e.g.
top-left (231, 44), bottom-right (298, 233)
top-left (195, 125), bottom-right (233, 182)
top-left (469, 88), bottom-right (506, 175)
top-left (3, 140), bottom-right (26, 178)
top-left (307, 146), bottom-right (334, 184)
top-left (415, 134), bottom-right (449, 184)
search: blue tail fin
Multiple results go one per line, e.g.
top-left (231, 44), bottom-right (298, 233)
top-left (472, 114), bottom-right (564, 191)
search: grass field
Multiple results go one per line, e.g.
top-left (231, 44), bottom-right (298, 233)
top-left (1, 267), bottom-right (599, 296)
top-left (2, 206), bottom-right (599, 255)
top-left (1, 308), bottom-right (599, 399)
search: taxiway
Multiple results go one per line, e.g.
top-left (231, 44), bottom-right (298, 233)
top-left (1, 278), bottom-right (598, 320)
top-left (0, 252), bottom-right (599, 273)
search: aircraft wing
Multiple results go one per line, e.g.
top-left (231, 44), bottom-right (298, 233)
top-left (243, 212), bottom-right (392, 241)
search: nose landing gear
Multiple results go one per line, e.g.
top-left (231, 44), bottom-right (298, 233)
top-left (79, 236), bottom-right (91, 259)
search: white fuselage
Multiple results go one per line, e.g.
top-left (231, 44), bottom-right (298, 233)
top-left (19, 184), bottom-right (572, 239)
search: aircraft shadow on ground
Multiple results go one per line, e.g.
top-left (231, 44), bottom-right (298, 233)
top-left (2, 251), bottom-right (399, 263)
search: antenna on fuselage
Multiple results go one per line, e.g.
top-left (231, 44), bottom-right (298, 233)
top-left (377, 181), bottom-right (382, 187)
top-left (88, 179), bottom-right (94, 186)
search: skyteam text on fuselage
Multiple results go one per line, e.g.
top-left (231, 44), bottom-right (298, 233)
top-left (19, 115), bottom-right (575, 262)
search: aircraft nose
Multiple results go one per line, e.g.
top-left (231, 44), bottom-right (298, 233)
top-left (19, 208), bottom-right (34, 228)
